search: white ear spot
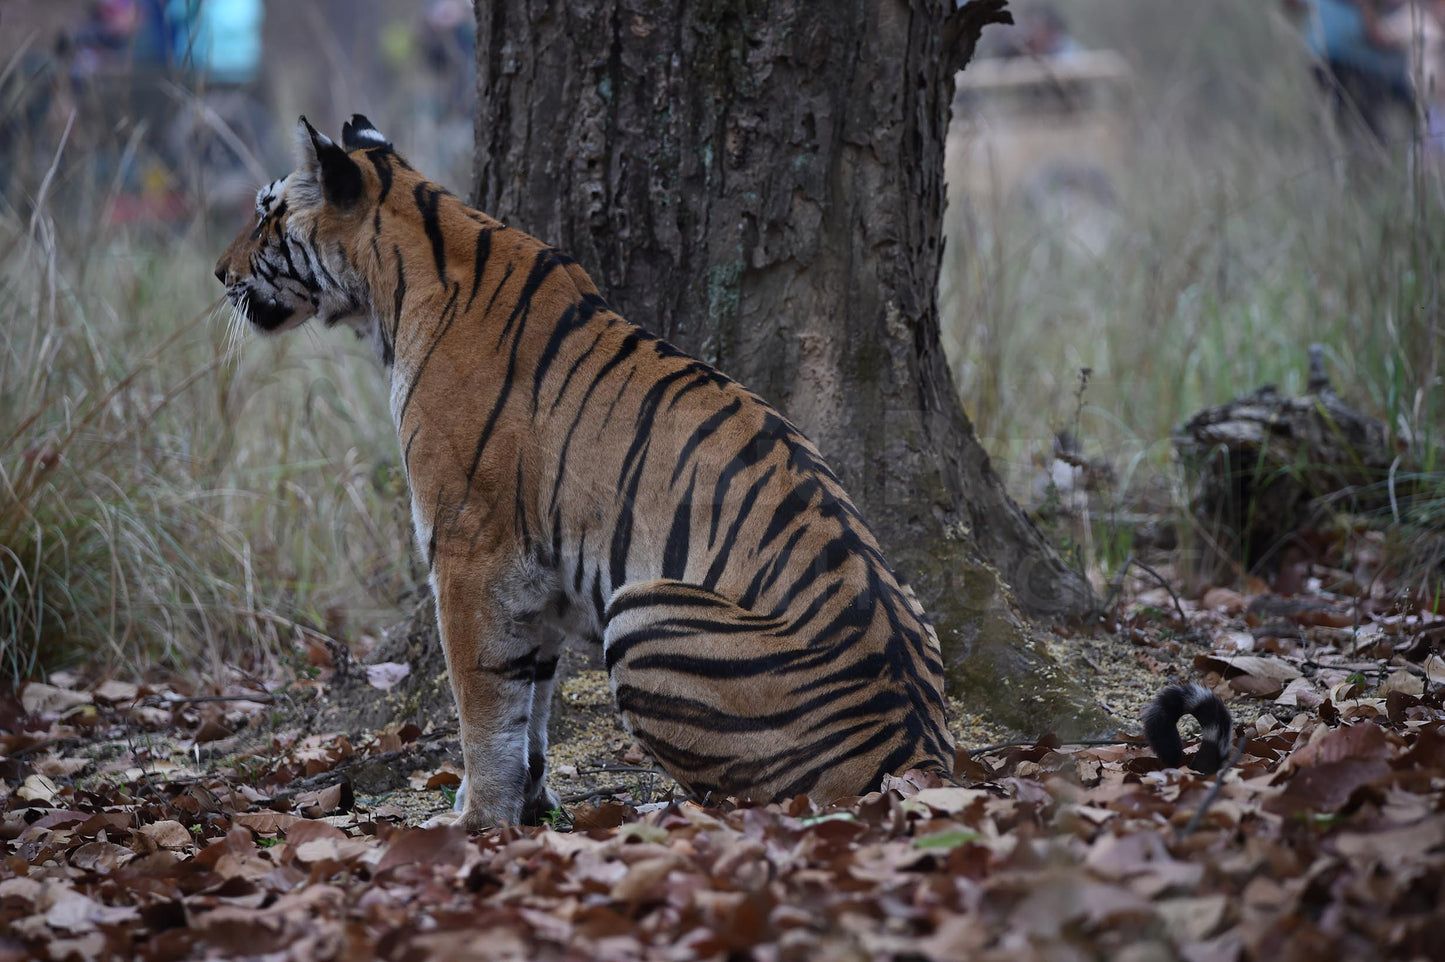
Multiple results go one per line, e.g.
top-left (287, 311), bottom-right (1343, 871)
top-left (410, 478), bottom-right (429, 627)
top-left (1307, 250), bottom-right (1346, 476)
top-left (254, 179), bottom-right (284, 219)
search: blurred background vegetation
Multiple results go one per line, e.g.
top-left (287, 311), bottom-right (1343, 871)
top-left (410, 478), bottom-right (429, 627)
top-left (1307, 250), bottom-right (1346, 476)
top-left (0, 0), bottom-right (1440, 684)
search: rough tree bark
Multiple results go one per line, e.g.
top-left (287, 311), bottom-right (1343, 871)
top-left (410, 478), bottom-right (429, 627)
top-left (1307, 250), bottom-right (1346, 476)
top-left (470, 0), bottom-right (1098, 731)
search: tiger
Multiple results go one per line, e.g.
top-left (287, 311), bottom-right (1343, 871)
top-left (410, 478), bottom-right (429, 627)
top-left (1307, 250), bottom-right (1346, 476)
top-left (214, 116), bottom-right (1234, 829)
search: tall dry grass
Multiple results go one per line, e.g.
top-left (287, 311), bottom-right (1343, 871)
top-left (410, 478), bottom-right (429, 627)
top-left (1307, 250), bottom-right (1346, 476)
top-left (939, 0), bottom-right (1444, 574)
top-left (0, 121), bottom-right (413, 685)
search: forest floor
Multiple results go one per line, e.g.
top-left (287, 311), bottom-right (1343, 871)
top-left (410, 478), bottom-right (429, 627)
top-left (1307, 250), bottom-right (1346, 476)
top-left (4, 535), bottom-right (1445, 961)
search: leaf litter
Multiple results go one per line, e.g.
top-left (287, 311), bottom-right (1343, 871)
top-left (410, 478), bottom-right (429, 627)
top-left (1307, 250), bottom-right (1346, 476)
top-left (6, 558), bottom-right (1445, 960)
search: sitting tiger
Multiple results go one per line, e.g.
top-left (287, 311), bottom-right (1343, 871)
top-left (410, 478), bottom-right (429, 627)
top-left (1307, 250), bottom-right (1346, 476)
top-left (215, 116), bottom-right (1234, 829)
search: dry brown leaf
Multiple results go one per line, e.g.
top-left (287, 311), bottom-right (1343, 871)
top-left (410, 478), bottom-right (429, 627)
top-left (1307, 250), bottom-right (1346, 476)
top-left (284, 819), bottom-right (348, 846)
top-left (1274, 677), bottom-right (1321, 708)
top-left (1267, 758), bottom-right (1391, 815)
top-left (17, 773), bottom-right (60, 803)
top-left (32, 756), bottom-right (90, 778)
top-left (295, 782), bottom-right (351, 814)
top-left (20, 683), bottom-right (92, 716)
top-left (1289, 721), bottom-right (1388, 768)
top-left (1008, 873), bottom-right (1153, 937)
top-left (1202, 587), bottom-right (1247, 615)
top-left (1156, 895), bottom-right (1230, 943)
top-left (365, 662), bottom-right (411, 690)
top-left (232, 811), bottom-right (302, 835)
top-left (609, 855), bottom-right (681, 903)
top-left (910, 787), bottom-right (988, 816)
top-left (93, 680), bottom-right (139, 703)
top-left (292, 836), bottom-right (371, 864)
top-left (1331, 816), bottom-right (1445, 865)
top-left (573, 801), bottom-right (630, 832)
top-left (68, 840), bottom-right (134, 873)
top-left (42, 886), bottom-right (138, 932)
top-left (374, 825), bottom-right (471, 873)
top-left (139, 820), bottom-right (193, 850)
top-left (193, 717), bottom-right (233, 743)
top-left (425, 767), bottom-right (463, 790)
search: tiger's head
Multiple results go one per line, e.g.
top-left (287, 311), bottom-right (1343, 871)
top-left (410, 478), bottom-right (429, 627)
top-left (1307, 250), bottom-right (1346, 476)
top-left (214, 114), bottom-right (398, 341)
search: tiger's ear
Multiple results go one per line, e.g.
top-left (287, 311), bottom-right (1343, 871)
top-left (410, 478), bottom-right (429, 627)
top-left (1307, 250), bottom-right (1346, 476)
top-left (293, 116), bottom-right (363, 208)
top-left (341, 114), bottom-right (392, 151)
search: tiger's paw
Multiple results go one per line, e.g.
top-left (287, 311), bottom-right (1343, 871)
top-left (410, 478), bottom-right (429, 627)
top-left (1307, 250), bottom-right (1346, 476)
top-left (420, 810), bottom-right (463, 830)
top-left (521, 786), bottom-right (562, 826)
top-left (421, 805), bottom-right (513, 833)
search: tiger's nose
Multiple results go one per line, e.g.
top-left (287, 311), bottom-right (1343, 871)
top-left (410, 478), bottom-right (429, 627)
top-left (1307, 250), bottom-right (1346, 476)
top-left (214, 262), bottom-right (227, 284)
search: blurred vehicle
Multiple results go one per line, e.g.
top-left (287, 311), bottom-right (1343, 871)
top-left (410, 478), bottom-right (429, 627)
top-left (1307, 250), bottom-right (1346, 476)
top-left (0, 0), bottom-right (273, 223)
top-left (946, 48), bottom-right (1134, 257)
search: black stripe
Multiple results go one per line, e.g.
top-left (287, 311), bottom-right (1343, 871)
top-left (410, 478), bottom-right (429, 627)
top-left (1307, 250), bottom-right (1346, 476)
top-left (396, 283), bottom-right (461, 428)
top-left (608, 433), bottom-right (650, 590)
top-left (485, 262), bottom-right (515, 316)
top-left (702, 465), bottom-right (777, 590)
top-left (572, 526), bottom-right (588, 594)
top-left (496, 248), bottom-right (562, 350)
top-left (671, 397), bottom-right (743, 485)
top-left (768, 577), bottom-right (846, 630)
top-left (547, 333), bottom-right (641, 514)
top-left (462, 261), bottom-right (562, 496)
top-left (662, 468), bottom-right (697, 580)
top-left (414, 183), bottom-right (447, 282)
top-left (514, 458), bottom-right (532, 552)
top-left (590, 575), bottom-right (606, 624)
top-left (403, 425), bottom-right (421, 474)
top-left (482, 649), bottom-right (540, 682)
top-left (616, 364), bottom-right (708, 492)
top-left (664, 368), bottom-right (731, 412)
top-left (368, 151), bottom-right (394, 204)
top-left (707, 420), bottom-right (790, 547)
top-left (604, 584), bottom-right (734, 622)
top-left (759, 480), bottom-right (818, 551)
top-left (391, 245), bottom-right (406, 345)
top-left (599, 367), bottom-right (637, 430)
top-left (465, 227), bottom-right (494, 312)
top-left (548, 327), bottom-right (610, 418)
top-left (740, 524), bottom-right (808, 609)
top-left (532, 298), bottom-right (597, 411)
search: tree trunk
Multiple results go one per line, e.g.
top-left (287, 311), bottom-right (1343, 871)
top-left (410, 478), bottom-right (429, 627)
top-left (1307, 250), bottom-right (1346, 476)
top-left (471, 0), bottom-right (1098, 732)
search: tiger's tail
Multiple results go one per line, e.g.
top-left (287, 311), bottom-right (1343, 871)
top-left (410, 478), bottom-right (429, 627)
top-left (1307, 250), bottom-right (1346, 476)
top-left (1143, 683), bottom-right (1235, 774)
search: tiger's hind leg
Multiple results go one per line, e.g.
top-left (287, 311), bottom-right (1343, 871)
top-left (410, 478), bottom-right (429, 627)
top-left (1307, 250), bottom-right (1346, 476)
top-left (602, 579), bottom-right (927, 804)
top-left (519, 629), bottom-right (564, 824)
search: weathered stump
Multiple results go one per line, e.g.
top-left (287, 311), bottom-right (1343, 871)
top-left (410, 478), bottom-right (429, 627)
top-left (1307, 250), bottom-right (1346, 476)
top-left (1174, 346), bottom-right (1395, 582)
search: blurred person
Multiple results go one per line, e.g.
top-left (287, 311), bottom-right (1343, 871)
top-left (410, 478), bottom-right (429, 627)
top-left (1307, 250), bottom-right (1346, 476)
top-left (68, 0), bottom-right (143, 80)
top-left (990, 4), bottom-right (1084, 60)
top-left (1288, 0), bottom-right (1413, 139)
top-left (1380, 0), bottom-right (1445, 146)
top-left (161, 0), bottom-right (272, 212)
top-left (419, 0), bottom-right (477, 121)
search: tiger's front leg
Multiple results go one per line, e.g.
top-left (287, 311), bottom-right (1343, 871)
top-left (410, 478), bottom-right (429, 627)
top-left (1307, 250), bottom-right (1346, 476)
top-left (429, 557), bottom-right (539, 830)
top-left (450, 630), bottom-right (562, 825)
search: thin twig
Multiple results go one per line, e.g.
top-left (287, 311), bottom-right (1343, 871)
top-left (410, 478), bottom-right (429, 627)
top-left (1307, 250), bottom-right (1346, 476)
top-left (1179, 734), bottom-right (1248, 839)
top-left (574, 764), bottom-right (664, 776)
top-left (1093, 554), bottom-right (1188, 625)
top-left (968, 737), bottom-right (1141, 757)
top-left (561, 783), bottom-right (633, 804)
top-left (141, 694), bottom-right (274, 706)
